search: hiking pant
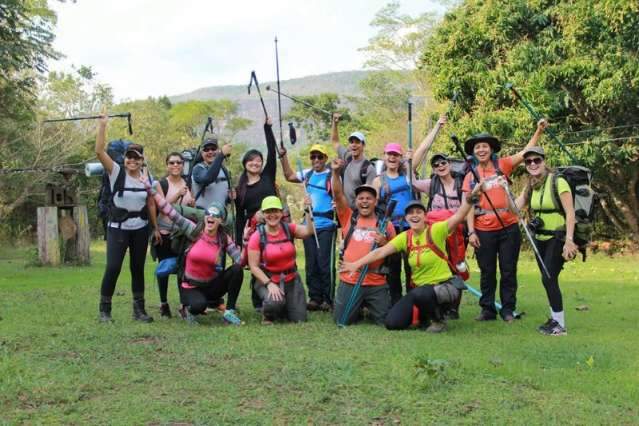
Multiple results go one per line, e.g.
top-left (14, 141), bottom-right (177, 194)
top-left (304, 227), bottom-right (336, 305)
top-left (535, 237), bottom-right (565, 312)
top-left (333, 281), bottom-right (390, 326)
top-left (254, 274), bottom-right (307, 322)
top-left (182, 264), bottom-right (243, 315)
top-left (475, 224), bottom-right (521, 317)
top-left (100, 226), bottom-right (149, 298)
top-left (385, 285), bottom-right (441, 330)
top-left (155, 233), bottom-right (180, 304)
top-left (388, 224), bottom-right (411, 305)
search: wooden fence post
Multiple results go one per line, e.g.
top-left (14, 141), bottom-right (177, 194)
top-left (73, 205), bottom-right (91, 265)
top-left (37, 206), bottom-right (60, 266)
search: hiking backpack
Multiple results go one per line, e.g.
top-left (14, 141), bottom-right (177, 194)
top-left (426, 158), bottom-right (467, 211)
top-left (97, 139), bottom-right (132, 224)
top-left (339, 210), bottom-right (390, 274)
top-left (340, 154), bottom-right (373, 186)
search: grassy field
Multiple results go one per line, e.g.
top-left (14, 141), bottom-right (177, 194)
top-left (1, 242), bottom-right (638, 425)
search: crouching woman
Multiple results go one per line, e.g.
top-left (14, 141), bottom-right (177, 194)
top-left (248, 196), bottom-right (315, 324)
top-left (341, 182), bottom-right (486, 333)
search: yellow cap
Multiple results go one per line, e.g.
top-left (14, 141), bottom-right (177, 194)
top-left (261, 196), bottom-right (283, 211)
top-left (309, 144), bottom-right (328, 157)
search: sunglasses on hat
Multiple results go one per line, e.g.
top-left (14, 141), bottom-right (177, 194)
top-left (205, 206), bottom-right (224, 219)
top-left (525, 157), bottom-right (543, 166)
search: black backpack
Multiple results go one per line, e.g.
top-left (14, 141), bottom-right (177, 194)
top-left (427, 158), bottom-right (468, 211)
top-left (341, 154), bottom-right (373, 186)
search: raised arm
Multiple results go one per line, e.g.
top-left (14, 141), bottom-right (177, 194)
top-left (278, 151), bottom-right (302, 183)
top-left (447, 182), bottom-right (485, 234)
top-left (511, 119), bottom-right (548, 167)
top-left (263, 117), bottom-right (277, 180)
top-left (331, 113), bottom-right (341, 153)
top-left (413, 113), bottom-right (446, 169)
top-left (330, 158), bottom-right (348, 212)
top-left (95, 115), bottom-right (114, 175)
top-left (192, 147), bottom-right (228, 185)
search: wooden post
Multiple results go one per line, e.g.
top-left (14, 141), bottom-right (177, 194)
top-left (73, 205), bottom-right (91, 265)
top-left (37, 206), bottom-right (60, 266)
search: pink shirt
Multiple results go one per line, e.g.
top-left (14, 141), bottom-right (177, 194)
top-left (182, 234), bottom-right (231, 288)
top-left (413, 178), bottom-right (462, 211)
top-left (247, 223), bottom-right (298, 282)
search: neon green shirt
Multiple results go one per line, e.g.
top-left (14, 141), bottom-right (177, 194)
top-left (390, 221), bottom-right (452, 286)
top-left (530, 174), bottom-right (571, 241)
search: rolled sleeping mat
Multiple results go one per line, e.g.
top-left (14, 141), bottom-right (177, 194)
top-left (85, 161), bottom-right (104, 177)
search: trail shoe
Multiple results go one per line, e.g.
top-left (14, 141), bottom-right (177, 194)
top-left (159, 303), bottom-right (172, 318)
top-left (444, 309), bottom-right (460, 320)
top-left (132, 295), bottom-right (154, 323)
top-left (99, 297), bottom-right (113, 323)
top-left (538, 319), bottom-right (567, 336)
top-left (425, 321), bottom-right (447, 333)
top-left (179, 306), bottom-right (199, 325)
top-left (319, 302), bottom-right (332, 312)
top-left (502, 313), bottom-right (515, 323)
top-left (307, 300), bottom-right (321, 311)
top-left (475, 310), bottom-right (497, 321)
top-left (223, 309), bottom-right (243, 325)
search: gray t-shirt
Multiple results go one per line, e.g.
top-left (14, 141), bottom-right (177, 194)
top-left (338, 146), bottom-right (377, 207)
top-left (191, 162), bottom-right (229, 209)
top-left (108, 163), bottom-right (148, 230)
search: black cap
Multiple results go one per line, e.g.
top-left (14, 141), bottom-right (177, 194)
top-left (354, 184), bottom-right (377, 198)
top-left (430, 153), bottom-right (448, 166)
top-left (404, 200), bottom-right (427, 215)
top-left (202, 137), bottom-right (218, 148)
top-left (464, 133), bottom-right (501, 155)
top-left (125, 143), bottom-right (144, 156)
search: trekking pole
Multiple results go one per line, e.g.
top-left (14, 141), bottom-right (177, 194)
top-left (505, 83), bottom-right (579, 164)
top-left (248, 71), bottom-right (268, 117)
top-left (44, 112), bottom-right (133, 135)
top-left (429, 92), bottom-right (459, 144)
top-left (407, 101), bottom-right (415, 198)
top-left (338, 200), bottom-right (397, 327)
top-left (200, 116), bottom-right (214, 144)
top-left (296, 158), bottom-right (320, 248)
top-left (274, 37), bottom-right (284, 150)
top-left (465, 282), bottom-right (524, 319)
top-left (498, 179), bottom-right (552, 279)
top-left (265, 86), bottom-right (333, 117)
top-left (450, 134), bottom-right (508, 230)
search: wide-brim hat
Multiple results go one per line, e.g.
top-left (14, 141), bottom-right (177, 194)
top-left (464, 133), bottom-right (501, 155)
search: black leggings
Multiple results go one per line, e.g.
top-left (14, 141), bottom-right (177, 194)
top-left (182, 264), bottom-right (243, 315)
top-left (385, 285), bottom-right (441, 330)
top-left (155, 234), bottom-right (179, 304)
top-left (387, 224), bottom-right (411, 305)
top-left (535, 237), bottom-right (565, 312)
top-left (100, 226), bottom-right (149, 298)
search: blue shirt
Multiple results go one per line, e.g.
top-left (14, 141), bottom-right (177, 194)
top-left (379, 174), bottom-right (412, 228)
top-left (298, 168), bottom-right (335, 231)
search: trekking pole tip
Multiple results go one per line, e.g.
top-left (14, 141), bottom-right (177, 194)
top-left (265, 85), bottom-right (271, 91)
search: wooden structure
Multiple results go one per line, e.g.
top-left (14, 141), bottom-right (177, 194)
top-left (36, 170), bottom-right (90, 266)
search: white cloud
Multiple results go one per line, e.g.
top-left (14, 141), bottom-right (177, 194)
top-left (49, 0), bottom-right (444, 101)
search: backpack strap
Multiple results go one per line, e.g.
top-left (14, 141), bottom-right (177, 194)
top-left (426, 225), bottom-right (457, 273)
top-left (340, 211), bottom-right (360, 260)
top-left (380, 174), bottom-right (390, 205)
top-left (160, 177), bottom-right (169, 197)
top-left (360, 159), bottom-right (371, 185)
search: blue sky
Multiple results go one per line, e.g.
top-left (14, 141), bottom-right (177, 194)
top-left (49, 0), bottom-right (445, 101)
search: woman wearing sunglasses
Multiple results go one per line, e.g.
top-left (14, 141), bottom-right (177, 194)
top-left (513, 147), bottom-right (577, 335)
top-left (95, 115), bottom-right (158, 323)
top-left (152, 152), bottom-right (195, 318)
top-left (143, 180), bottom-right (244, 325)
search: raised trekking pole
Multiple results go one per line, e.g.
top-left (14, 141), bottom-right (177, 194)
top-left (465, 283), bottom-right (524, 319)
top-left (338, 199), bottom-right (397, 327)
top-left (498, 178), bottom-right (552, 279)
top-left (505, 83), bottom-right (579, 164)
top-left (451, 134), bottom-right (508, 230)
top-left (248, 71), bottom-right (268, 117)
top-left (296, 158), bottom-right (320, 248)
top-left (265, 85), bottom-right (333, 117)
top-left (44, 112), bottom-right (133, 135)
top-left (274, 37), bottom-right (284, 150)
top-left (407, 101), bottom-right (415, 198)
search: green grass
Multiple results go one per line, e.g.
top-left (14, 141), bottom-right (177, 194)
top-left (1, 242), bottom-right (638, 425)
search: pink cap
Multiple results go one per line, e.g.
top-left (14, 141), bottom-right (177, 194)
top-left (384, 143), bottom-right (403, 155)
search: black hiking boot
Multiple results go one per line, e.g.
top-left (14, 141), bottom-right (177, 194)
top-left (99, 296), bottom-right (113, 323)
top-left (132, 294), bottom-right (154, 323)
top-left (159, 303), bottom-right (172, 318)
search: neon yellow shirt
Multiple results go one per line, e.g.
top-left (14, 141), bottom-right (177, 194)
top-left (390, 221), bottom-right (452, 286)
top-left (530, 175), bottom-right (571, 241)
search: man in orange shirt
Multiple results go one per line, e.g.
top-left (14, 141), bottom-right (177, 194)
top-left (463, 119), bottom-right (548, 322)
top-left (331, 159), bottom-right (396, 325)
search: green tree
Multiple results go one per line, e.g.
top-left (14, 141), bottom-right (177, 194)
top-left (420, 0), bottom-right (639, 240)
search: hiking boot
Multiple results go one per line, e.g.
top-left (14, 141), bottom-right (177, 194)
top-left (319, 302), bottom-right (332, 312)
top-left (223, 309), bottom-right (243, 326)
top-left (538, 319), bottom-right (567, 336)
top-left (425, 321), bottom-right (447, 333)
top-left (444, 309), bottom-right (460, 320)
top-left (132, 295), bottom-right (154, 323)
top-left (475, 310), bottom-right (497, 321)
top-left (159, 303), bottom-right (172, 318)
top-left (99, 297), bottom-right (113, 323)
top-left (261, 314), bottom-right (274, 326)
top-left (502, 313), bottom-right (515, 323)
top-left (307, 300), bottom-right (321, 311)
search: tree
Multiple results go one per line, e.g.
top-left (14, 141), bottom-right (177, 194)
top-left (420, 0), bottom-right (639, 240)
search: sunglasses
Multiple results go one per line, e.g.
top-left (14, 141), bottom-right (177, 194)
top-left (525, 157), bottom-right (544, 166)
top-left (202, 146), bottom-right (217, 153)
top-left (125, 153), bottom-right (142, 160)
top-left (309, 154), bottom-right (325, 160)
top-left (205, 206), bottom-right (224, 219)
top-left (433, 160), bottom-right (448, 168)
top-left (167, 160), bottom-right (183, 166)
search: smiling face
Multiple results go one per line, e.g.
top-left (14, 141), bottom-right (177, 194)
top-left (384, 151), bottom-right (402, 171)
top-left (473, 142), bottom-right (493, 164)
top-left (263, 208), bottom-right (283, 228)
top-left (431, 158), bottom-right (450, 177)
top-left (355, 190), bottom-right (377, 217)
top-left (405, 206), bottom-right (426, 231)
top-left (309, 151), bottom-right (327, 172)
top-left (201, 144), bottom-right (218, 164)
top-left (349, 138), bottom-right (364, 159)
top-left (124, 152), bottom-right (143, 173)
top-left (166, 154), bottom-right (184, 177)
top-left (203, 215), bottom-right (222, 235)
top-left (524, 155), bottom-right (546, 177)
top-left (244, 154), bottom-right (263, 176)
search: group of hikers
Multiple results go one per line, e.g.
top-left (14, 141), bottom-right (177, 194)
top-left (95, 110), bottom-right (578, 336)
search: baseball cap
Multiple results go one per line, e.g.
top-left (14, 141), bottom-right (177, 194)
top-left (354, 184), bottom-right (377, 198)
top-left (309, 144), bottom-right (328, 157)
top-left (348, 131), bottom-right (366, 144)
top-left (384, 143), bottom-right (403, 155)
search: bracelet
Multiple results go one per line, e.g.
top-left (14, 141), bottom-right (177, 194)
top-left (468, 231), bottom-right (476, 236)
top-left (566, 237), bottom-right (574, 242)
top-left (466, 193), bottom-right (480, 204)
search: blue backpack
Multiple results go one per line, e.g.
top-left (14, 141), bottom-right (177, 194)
top-left (97, 139), bottom-right (132, 223)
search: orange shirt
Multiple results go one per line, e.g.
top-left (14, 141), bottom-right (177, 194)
top-left (337, 206), bottom-right (396, 286)
top-left (462, 156), bottom-right (518, 231)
